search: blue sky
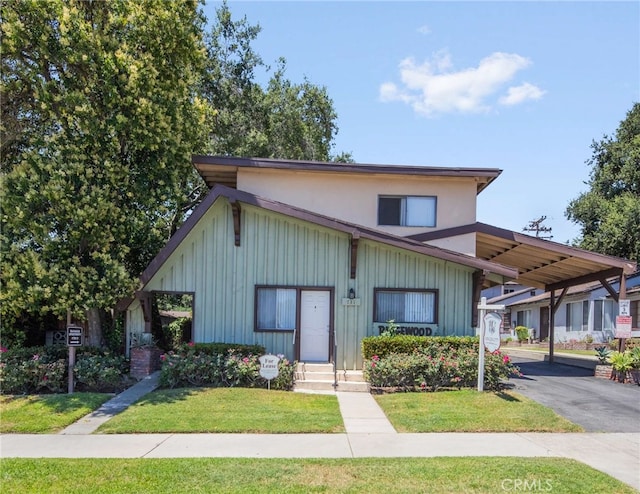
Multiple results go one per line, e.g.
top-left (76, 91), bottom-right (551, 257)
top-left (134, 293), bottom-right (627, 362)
top-left (203, 1), bottom-right (639, 244)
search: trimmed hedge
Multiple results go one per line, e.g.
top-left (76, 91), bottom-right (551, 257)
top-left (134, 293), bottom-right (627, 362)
top-left (362, 335), bottom-right (478, 360)
top-left (189, 342), bottom-right (266, 356)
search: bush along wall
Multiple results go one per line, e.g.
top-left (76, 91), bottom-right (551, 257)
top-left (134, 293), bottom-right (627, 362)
top-left (158, 343), bottom-right (296, 391)
top-left (0, 346), bottom-right (130, 394)
top-left (362, 336), bottom-right (520, 392)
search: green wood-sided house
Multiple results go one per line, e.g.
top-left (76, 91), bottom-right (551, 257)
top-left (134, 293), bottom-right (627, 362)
top-left (124, 156), bottom-right (636, 371)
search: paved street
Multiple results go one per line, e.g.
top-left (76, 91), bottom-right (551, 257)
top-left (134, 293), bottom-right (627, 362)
top-left (508, 355), bottom-right (640, 433)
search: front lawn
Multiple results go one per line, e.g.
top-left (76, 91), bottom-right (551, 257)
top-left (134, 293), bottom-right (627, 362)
top-left (0, 393), bottom-right (111, 433)
top-left (375, 389), bottom-right (583, 432)
top-left (97, 387), bottom-right (344, 433)
top-left (2, 457), bottom-right (635, 494)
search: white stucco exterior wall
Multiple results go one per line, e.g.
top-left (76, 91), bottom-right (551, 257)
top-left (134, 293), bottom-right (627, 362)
top-left (237, 168), bottom-right (478, 255)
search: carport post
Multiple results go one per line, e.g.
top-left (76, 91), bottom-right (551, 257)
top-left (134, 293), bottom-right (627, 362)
top-left (549, 291), bottom-right (555, 363)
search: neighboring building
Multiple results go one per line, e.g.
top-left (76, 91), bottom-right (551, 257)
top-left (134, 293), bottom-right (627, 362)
top-left (482, 281), bottom-right (537, 299)
top-left (507, 273), bottom-right (640, 343)
top-left (124, 156), bottom-right (637, 369)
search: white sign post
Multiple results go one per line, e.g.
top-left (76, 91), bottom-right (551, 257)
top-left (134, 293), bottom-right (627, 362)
top-left (259, 354), bottom-right (280, 390)
top-left (477, 297), bottom-right (505, 392)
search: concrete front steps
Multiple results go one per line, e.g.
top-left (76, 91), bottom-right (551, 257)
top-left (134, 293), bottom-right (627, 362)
top-left (294, 362), bottom-right (370, 393)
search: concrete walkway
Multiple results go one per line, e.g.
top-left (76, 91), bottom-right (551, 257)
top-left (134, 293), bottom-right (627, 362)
top-left (60, 371), bottom-right (161, 435)
top-left (336, 391), bottom-right (396, 434)
top-left (1, 374), bottom-right (639, 491)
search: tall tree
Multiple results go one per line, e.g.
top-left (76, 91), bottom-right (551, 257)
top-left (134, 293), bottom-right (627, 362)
top-left (566, 103), bottom-right (640, 262)
top-left (1, 0), bottom-right (208, 344)
top-left (172, 2), bottom-right (354, 231)
top-left (202, 2), bottom-right (352, 162)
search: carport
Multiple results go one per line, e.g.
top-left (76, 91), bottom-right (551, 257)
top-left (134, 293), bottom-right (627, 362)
top-left (409, 222), bottom-right (638, 357)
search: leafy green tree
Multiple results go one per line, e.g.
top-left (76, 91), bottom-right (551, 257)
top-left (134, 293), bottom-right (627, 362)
top-left (566, 103), bottom-right (640, 262)
top-left (1, 0), bottom-right (208, 345)
top-left (202, 2), bottom-right (352, 162)
top-left (174, 2), bottom-right (354, 228)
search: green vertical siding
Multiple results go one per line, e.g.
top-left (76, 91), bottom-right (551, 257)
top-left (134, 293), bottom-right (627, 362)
top-left (127, 197), bottom-right (476, 369)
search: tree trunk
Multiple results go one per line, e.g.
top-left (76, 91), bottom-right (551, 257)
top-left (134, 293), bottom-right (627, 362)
top-left (86, 308), bottom-right (103, 347)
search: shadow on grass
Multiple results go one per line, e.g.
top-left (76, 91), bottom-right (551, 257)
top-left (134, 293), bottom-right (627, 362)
top-left (133, 387), bottom-right (204, 407)
top-left (495, 391), bottom-right (521, 402)
top-left (1, 393), bottom-right (110, 414)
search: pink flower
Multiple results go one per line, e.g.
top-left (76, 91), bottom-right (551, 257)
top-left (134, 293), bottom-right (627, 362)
top-left (188, 341), bottom-right (195, 347)
top-left (32, 354), bottom-right (40, 361)
top-left (503, 355), bottom-right (510, 364)
top-left (0, 346), bottom-right (7, 353)
top-left (160, 354), bottom-right (166, 361)
top-left (372, 355), bottom-right (380, 361)
top-left (242, 357), bottom-right (249, 363)
top-left (371, 362), bottom-right (376, 368)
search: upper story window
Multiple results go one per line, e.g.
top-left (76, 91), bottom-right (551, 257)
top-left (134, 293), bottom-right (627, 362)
top-left (378, 196), bottom-right (437, 227)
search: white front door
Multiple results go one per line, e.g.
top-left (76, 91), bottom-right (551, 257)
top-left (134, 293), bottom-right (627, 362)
top-left (300, 290), bottom-right (331, 362)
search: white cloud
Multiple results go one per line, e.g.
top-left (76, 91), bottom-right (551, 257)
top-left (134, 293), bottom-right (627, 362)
top-left (499, 82), bottom-right (546, 106)
top-left (417, 25), bottom-right (431, 35)
top-left (379, 51), bottom-right (544, 116)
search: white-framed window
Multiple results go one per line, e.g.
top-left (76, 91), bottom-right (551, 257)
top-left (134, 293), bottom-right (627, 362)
top-left (516, 310), bottom-right (531, 328)
top-left (566, 301), bottom-right (589, 331)
top-left (593, 299), bottom-right (616, 331)
top-left (378, 196), bottom-right (437, 227)
top-left (374, 289), bottom-right (437, 324)
top-left (255, 287), bottom-right (296, 331)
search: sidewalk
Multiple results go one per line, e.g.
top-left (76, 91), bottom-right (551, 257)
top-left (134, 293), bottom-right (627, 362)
top-left (1, 375), bottom-right (639, 491)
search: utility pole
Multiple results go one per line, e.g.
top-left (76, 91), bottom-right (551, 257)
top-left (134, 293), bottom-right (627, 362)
top-left (523, 216), bottom-right (553, 239)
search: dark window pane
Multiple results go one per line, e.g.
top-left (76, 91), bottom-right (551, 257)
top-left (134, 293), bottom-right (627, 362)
top-left (378, 197), bottom-right (402, 225)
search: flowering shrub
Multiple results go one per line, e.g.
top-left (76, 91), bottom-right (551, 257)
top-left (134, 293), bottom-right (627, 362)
top-left (364, 348), bottom-right (520, 392)
top-left (0, 346), bottom-right (130, 395)
top-left (73, 353), bottom-right (129, 392)
top-left (159, 348), bottom-right (296, 391)
top-left (1, 346), bottom-right (68, 394)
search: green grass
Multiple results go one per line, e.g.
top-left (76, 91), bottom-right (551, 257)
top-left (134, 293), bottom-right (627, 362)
top-left (2, 457), bottom-right (636, 494)
top-left (97, 387), bottom-right (344, 433)
top-left (375, 389), bottom-right (583, 432)
top-left (0, 393), bottom-right (111, 433)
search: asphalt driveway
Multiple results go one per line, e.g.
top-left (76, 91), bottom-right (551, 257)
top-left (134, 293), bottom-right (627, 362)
top-left (508, 355), bottom-right (640, 432)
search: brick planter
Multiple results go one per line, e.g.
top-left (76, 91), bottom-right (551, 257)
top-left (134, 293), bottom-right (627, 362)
top-left (130, 346), bottom-right (162, 380)
top-left (594, 364), bottom-right (614, 380)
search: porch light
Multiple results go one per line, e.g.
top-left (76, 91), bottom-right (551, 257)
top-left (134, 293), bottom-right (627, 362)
top-left (349, 288), bottom-right (355, 299)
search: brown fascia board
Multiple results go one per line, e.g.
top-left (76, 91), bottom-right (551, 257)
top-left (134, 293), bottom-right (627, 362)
top-left (137, 184), bottom-right (518, 289)
top-left (191, 155), bottom-right (502, 194)
top-left (409, 222), bottom-right (637, 274)
top-left (506, 276), bottom-right (625, 307)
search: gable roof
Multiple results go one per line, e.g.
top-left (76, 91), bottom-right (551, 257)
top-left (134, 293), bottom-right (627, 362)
top-left (138, 185), bottom-right (518, 287)
top-left (408, 222), bottom-right (637, 291)
top-left (192, 155), bottom-right (501, 194)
